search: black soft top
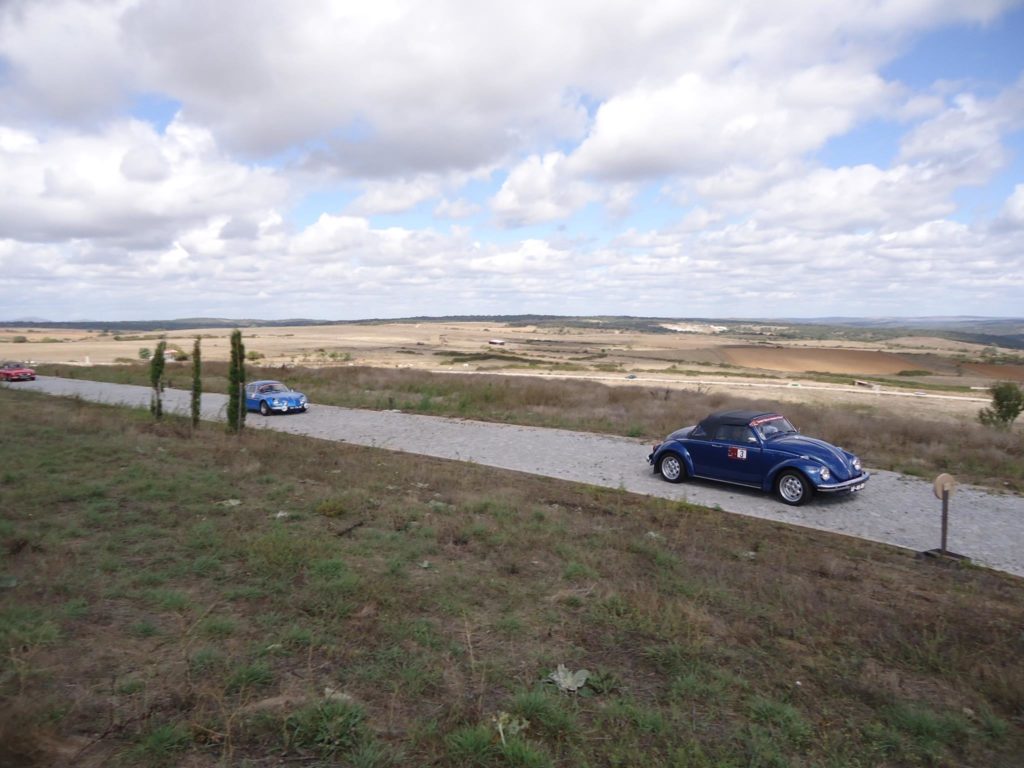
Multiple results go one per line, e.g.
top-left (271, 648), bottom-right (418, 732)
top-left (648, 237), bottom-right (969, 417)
top-left (697, 410), bottom-right (780, 431)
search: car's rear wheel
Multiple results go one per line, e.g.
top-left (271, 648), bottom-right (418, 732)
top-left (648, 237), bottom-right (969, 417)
top-left (776, 471), bottom-right (812, 506)
top-left (658, 452), bottom-right (686, 483)
top-left (259, 401), bottom-right (270, 416)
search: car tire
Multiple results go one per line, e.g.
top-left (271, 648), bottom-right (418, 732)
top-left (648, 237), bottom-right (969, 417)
top-left (776, 471), bottom-right (812, 506)
top-left (658, 452), bottom-right (686, 483)
top-left (259, 401), bottom-right (270, 416)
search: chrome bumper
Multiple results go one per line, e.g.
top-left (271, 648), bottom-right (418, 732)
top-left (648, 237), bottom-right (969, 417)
top-left (816, 472), bottom-right (870, 494)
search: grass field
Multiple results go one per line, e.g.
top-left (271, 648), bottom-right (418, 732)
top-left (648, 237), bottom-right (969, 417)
top-left (39, 362), bottom-right (1024, 491)
top-left (1, 388), bottom-right (1023, 767)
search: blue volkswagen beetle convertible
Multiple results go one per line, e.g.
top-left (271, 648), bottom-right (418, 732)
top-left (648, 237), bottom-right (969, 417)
top-left (648, 410), bottom-right (868, 505)
top-left (245, 380), bottom-right (308, 416)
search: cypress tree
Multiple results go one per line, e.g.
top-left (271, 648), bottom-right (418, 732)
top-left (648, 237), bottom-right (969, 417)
top-left (227, 330), bottom-right (246, 432)
top-left (191, 336), bottom-right (202, 429)
top-left (149, 340), bottom-right (166, 420)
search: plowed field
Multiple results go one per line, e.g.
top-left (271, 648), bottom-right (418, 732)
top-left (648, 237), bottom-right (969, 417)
top-left (720, 345), bottom-right (921, 375)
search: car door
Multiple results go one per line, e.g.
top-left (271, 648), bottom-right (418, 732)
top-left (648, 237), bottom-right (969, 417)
top-left (692, 424), bottom-right (763, 484)
top-left (244, 384), bottom-right (258, 411)
top-left (712, 425), bottom-right (764, 484)
top-left (682, 426), bottom-right (718, 477)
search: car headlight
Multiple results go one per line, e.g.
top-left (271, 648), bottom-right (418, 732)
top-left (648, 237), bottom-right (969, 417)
top-left (852, 457), bottom-right (861, 472)
top-left (820, 467), bottom-right (831, 481)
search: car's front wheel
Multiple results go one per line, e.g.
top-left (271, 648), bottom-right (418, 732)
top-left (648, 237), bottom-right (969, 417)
top-left (658, 452), bottom-right (686, 483)
top-left (259, 401), bottom-right (270, 416)
top-left (776, 471), bottom-right (812, 506)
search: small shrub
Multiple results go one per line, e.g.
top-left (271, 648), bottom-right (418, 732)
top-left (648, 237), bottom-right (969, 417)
top-left (509, 691), bottom-right (575, 735)
top-left (446, 724), bottom-right (496, 765)
top-left (129, 619), bottom-right (159, 637)
top-left (143, 588), bottom-right (190, 611)
top-left (199, 616), bottom-right (237, 638)
top-left (315, 497), bottom-right (349, 517)
top-left (189, 647), bottom-right (226, 675)
top-left (131, 722), bottom-right (191, 764)
top-left (978, 382), bottom-right (1024, 430)
top-left (749, 695), bottom-right (812, 747)
top-left (499, 738), bottom-right (552, 768)
top-left (226, 661), bottom-right (273, 693)
top-left (285, 699), bottom-right (367, 758)
top-left (562, 561), bottom-right (596, 582)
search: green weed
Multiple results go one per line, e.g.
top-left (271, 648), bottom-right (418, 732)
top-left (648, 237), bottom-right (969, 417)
top-left (128, 722), bottom-right (191, 765)
top-left (446, 724), bottom-right (497, 765)
top-left (509, 690), bottom-right (575, 736)
top-left (285, 699), bottom-right (369, 758)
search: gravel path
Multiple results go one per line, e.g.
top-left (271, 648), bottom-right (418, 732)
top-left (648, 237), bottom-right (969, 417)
top-left (8, 376), bottom-right (1024, 578)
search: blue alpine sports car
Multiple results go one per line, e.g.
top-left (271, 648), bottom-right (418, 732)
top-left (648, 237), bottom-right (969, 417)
top-left (648, 410), bottom-right (868, 505)
top-left (245, 380), bottom-right (308, 415)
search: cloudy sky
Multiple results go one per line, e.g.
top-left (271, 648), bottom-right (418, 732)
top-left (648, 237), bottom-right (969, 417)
top-left (1, 0), bottom-right (1023, 321)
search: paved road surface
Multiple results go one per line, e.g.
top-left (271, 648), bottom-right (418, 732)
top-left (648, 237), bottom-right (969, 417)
top-left (7, 376), bottom-right (1023, 578)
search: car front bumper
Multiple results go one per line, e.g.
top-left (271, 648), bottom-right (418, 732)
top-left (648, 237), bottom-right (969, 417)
top-left (815, 472), bottom-right (870, 494)
top-left (268, 402), bottom-right (307, 412)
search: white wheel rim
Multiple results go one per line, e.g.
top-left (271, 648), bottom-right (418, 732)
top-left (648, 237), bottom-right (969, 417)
top-left (661, 456), bottom-right (681, 481)
top-left (780, 475), bottom-right (804, 502)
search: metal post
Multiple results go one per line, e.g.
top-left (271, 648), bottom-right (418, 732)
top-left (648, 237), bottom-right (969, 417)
top-left (940, 488), bottom-right (949, 555)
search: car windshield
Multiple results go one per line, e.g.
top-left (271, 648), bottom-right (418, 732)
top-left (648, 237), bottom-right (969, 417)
top-left (259, 383), bottom-right (289, 393)
top-left (752, 416), bottom-right (797, 439)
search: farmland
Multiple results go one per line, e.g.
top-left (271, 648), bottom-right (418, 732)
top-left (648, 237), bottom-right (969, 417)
top-left (3, 317), bottom-right (1023, 427)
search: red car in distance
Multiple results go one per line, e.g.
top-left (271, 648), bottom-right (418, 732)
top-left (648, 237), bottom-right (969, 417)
top-left (0, 361), bottom-right (36, 382)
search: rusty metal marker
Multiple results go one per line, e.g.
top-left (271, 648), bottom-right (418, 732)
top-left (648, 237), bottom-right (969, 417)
top-left (918, 473), bottom-right (970, 565)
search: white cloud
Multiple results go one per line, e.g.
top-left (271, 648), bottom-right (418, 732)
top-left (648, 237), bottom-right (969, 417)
top-left (569, 67), bottom-right (894, 180)
top-left (467, 239), bottom-right (570, 275)
top-left (898, 79), bottom-right (1024, 179)
top-left (996, 184), bottom-right (1024, 229)
top-left (492, 153), bottom-right (599, 225)
top-left (3, 0), bottom-right (1010, 174)
top-left (739, 164), bottom-right (957, 232)
top-left (0, 117), bottom-right (287, 246)
top-left (434, 198), bottom-right (481, 219)
top-left (350, 176), bottom-right (444, 216)
top-left (0, 0), bottom-right (134, 122)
